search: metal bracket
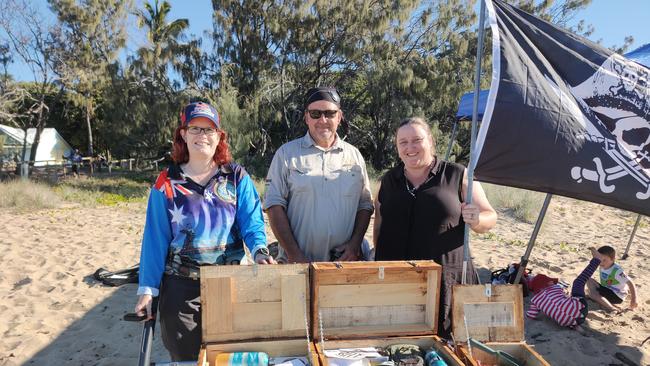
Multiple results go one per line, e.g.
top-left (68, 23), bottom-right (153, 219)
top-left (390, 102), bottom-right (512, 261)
top-left (485, 283), bottom-right (492, 297)
top-left (334, 262), bottom-right (343, 269)
top-left (378, 266), bottom-right (385, 280)
top-left (252, 264), bottom-right (258, 277)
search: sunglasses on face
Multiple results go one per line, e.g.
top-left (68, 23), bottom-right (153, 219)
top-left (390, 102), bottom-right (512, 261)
top-left (186, 126), bottom-right (218, 136)
top-left (307, 109), bottom-right (339, 119)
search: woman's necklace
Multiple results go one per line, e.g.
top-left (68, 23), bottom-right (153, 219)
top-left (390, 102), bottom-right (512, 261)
top-left (404, 158), bottom-right (437, 197)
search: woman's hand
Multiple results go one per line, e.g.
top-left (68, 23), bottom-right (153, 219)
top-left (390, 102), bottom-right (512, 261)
top-left (461, 202), bottom-right (481, 227)
top-left (254, 248), bottom-right (277, 264)
top-left (135, 294), bottom-right (153, 321)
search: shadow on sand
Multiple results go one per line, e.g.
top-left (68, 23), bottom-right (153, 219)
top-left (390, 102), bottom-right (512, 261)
top-left (22, 280), bottom-right (169, 366)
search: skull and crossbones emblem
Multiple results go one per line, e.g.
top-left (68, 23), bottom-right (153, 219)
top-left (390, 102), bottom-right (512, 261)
top-left (568, 54), bottom-right (650, 199)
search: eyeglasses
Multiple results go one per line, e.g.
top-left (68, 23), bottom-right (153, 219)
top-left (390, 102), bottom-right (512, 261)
top-left (186, 126), bottom-right (218, 136)
top-left (307, 109), bottom-right (339, 119)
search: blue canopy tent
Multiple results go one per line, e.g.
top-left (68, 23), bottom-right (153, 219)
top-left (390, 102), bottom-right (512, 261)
top-left (625, 43), bottom-right (650, 68)
top-left (444, 90), bottom-right (490, 161)
top-left (456, 89), bottom-right (489, 121)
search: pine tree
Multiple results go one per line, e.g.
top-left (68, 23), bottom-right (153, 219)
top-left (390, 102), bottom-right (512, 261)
top-left (49, 0), bottom-right (130, 157)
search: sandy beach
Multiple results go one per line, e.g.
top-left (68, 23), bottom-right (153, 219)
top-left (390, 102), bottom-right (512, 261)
top-left (0, 194), bottom-right (648, 366)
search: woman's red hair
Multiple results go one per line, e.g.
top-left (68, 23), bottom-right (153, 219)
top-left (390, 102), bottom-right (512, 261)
top-left (171, 126), bottom-right (232, 165)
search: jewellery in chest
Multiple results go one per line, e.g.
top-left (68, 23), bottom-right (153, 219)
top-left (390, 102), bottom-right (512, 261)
top-left (405, 179), bottom-right (418, 197)
top-left (404, 170), bottom-right (435, 198)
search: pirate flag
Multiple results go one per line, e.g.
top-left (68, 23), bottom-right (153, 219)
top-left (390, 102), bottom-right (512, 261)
top-left (475, 0), bottom-right (650, 216)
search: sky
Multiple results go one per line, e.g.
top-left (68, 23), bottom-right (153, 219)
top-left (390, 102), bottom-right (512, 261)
top-left (5, 0), bottom-right (650, 82)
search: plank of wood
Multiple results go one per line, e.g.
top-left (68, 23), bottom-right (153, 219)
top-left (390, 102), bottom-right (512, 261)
top-left (282, 274), bottom-right (308, 331)
top-left (451, 284), bottom-right (524, 343)
top-left (318, 324), bottom-right (434, 340)
top-left (201, 263), bottom-right (309, 278)
top-left (461, 343), bottom-right (551, 366)
top-left (316, 269), bottom-right (427, 285)
top-left (201, 277), bottom-right (233, 338)
top-left (198, 347), bottom-right (208, 366)
top-left (311, 261), bottom-right (440, 272)
top-left (320, 305), bottom-right (426, 329)
top-left (206, 328), bottom-right (308, 343)
top-left (204, 338), bottom-right (309, 361)
top-left (201, 264), bottom-right (309, 303)
top-left (426, 270), bottom-right (440, 330)
top-left (233, 302), bottom-right (282, 332)
top-left (318, 283), bottom-right (426, 307)
top-left (464, 302), bottom-right (515, 328)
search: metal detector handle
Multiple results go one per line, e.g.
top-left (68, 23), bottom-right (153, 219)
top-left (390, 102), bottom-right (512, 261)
top-left (134, 297), bottom-right (159, 366)
top-left (123, 313), bottom-right (148, 322)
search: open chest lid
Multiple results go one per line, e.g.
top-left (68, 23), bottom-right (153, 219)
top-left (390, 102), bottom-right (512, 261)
top-left (200, 264), bottom-right (310, 344)
top-left (310, 261), bottom-right (442, 341)
top-left (451, 284), bottom-right (525, 343)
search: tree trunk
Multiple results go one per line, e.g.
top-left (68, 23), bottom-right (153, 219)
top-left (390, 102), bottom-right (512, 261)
top-left (20, 128), bottom-right (29, 178)
top-left (28, 125), bottom-right (43, 169)
top-left (84, 100), bottom-right (95, 176)
top-left (86, 100), bottom-right (94, 156)
top-left (28, 97), bottom-right (47, 173)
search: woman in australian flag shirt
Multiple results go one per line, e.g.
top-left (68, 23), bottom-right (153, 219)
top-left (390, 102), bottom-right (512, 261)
top-left (134, 101), bottom-right (275, 362)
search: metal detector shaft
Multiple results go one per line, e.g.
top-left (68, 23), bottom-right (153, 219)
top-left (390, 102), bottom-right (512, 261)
top-left (138, 297), bottom-right (159, 366)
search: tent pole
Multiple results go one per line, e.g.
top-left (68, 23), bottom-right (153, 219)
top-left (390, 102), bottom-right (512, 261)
top-left (445, 120), bottom-right (458, 162)
top-left (463, 0), bottom-right (486, 285)
top-left (621, 214), bottom-right (642, 260)
top-left (513, 193), bottom-right (553, 284)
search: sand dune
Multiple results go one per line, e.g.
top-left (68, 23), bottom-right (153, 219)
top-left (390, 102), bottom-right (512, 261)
top-left (0, 195), bottom-right (648, 365)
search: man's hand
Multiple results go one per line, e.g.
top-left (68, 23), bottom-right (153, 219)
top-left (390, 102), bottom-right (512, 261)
top-left (334, 240), bottom-right (361, 261)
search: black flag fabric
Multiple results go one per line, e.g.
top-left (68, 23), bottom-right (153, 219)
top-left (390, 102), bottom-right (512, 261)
top-left (475, 0), bottom-right (650, 216)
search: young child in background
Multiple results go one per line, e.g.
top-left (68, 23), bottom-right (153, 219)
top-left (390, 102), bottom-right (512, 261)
top-left (586, 245), bottom-right (638, 312)
top-left (526, 247), bottom-right (602, 329)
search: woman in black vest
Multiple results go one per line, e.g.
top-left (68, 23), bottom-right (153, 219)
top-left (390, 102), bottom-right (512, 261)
top-left (373, 117), bottom-right (497, 337)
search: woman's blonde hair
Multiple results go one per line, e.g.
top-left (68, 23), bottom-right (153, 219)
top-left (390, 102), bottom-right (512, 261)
top-left (397, 117), bottom-right (436, 154)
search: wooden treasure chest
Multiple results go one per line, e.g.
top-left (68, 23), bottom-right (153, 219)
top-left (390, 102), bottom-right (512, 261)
top-left (451, 284), bottom-right (550, 366)
top-left (310, 261), bottom-right (464, 366)
top-left (198, 264), bottom-right (319, 366)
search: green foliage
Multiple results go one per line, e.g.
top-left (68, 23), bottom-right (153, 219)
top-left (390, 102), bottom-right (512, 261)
top-left (206, 0), bottom-right (483, 171)
top-left (2, 0), bottom-right (606, 179)
top-left (49, 0), bottom-right (131, 156)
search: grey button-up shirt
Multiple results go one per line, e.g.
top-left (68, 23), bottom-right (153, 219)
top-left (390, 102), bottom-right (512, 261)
top-left (263, 133), bottom-right (374, 262)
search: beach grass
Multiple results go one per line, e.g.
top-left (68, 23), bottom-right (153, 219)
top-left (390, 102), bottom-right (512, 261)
top-left (481, 182), bottom-right (545, 223)
top-left (0, 179), bottom-right (64, 211)
top-left (2, 172), bottom-right (547, 222)
top-left (0, 174), bottom-right (151, 210)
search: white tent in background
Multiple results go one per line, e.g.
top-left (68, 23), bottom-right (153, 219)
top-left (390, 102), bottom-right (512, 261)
top-left (0, 124), bottom-right (73, 166)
